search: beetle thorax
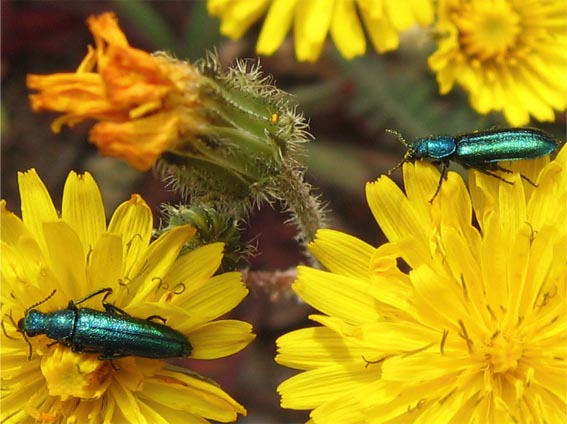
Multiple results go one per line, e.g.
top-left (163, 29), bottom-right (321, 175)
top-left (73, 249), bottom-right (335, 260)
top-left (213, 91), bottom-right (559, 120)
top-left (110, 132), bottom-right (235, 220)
top-left (22, 309), bottom-right (75, 340)
top-left (413, 136), bottom-right (457, 160)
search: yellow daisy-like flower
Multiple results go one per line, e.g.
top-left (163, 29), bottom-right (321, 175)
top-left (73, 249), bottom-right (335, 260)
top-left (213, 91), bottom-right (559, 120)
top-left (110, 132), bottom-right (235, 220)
top-left (276, 144), bottom-right (566, 422)
top-left (207, 0), bottom-right (434, 62)
top-left (27, 12), bottom-right (204, 171)
top-left (429, 0), bottom-right (567, 126)
top-left (1, 169), bottom-right (255, 423)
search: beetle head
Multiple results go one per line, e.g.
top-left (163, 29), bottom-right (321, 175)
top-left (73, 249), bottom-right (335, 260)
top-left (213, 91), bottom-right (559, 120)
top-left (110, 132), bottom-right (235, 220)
top-left (18, 289), bottom-right (57, 359)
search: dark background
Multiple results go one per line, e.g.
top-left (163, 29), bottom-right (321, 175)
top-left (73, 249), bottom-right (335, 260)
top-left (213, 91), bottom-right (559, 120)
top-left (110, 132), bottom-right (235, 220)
top-left (2, 2), bottom-right (565, 423)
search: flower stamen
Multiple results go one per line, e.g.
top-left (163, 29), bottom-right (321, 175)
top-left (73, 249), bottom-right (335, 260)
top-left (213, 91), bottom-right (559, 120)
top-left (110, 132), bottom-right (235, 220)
top-left (458, 319), bottom-right (474, 353)
top-left (484, 333), bottom-right (523, 374)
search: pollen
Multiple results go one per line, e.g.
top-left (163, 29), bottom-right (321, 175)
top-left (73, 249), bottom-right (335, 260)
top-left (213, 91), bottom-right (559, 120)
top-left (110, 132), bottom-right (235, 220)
top-left (455, 1), bottom-right (521, 61)
top-left (483, 333), bottom-right (523, 374)
top-left (41, 345), bottom-right (113, 400)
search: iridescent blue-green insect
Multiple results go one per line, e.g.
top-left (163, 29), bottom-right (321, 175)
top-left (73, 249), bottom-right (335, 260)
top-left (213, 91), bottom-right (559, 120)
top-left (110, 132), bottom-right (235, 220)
top-left (387, 127), bottom-right (559, 202)
top-left (16, 288), bottom-right (192, 361)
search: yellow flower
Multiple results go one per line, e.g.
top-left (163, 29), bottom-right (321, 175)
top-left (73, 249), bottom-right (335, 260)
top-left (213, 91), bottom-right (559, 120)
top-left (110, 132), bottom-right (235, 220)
top-left (1, 169), bottom-right (255, 423)
top-left (429, 0), bottom-right (567, 126)
top-left (276, 144), bottom-right (566, 422)
top-left (27, 12), bottom-right (204, 171)
top-left (207, 0), bottom-right (434, 62)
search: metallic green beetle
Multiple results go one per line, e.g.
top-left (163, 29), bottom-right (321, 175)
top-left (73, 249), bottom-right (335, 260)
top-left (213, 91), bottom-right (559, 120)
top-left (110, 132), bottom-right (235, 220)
top-left (388, 127), bottom-right (559, 201)
top-left (18, 288), bottom-right (192, 360)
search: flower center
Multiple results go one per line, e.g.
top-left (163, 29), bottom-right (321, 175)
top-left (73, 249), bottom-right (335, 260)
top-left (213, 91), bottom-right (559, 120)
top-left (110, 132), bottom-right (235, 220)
top-left (41, 345), bottom-right (113, 400)
top-left (454, 0), bottom-right (521, 61)
top-left (484, 333), bottom-right (523, 374)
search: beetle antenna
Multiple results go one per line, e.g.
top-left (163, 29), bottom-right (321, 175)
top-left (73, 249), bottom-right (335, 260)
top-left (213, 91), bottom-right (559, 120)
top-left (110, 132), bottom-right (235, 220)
top-left (385, 129), bottom-right (412, 175)
top-left (385, 129), bottom-right (411, 149)
top-left (24, 289), bottom-right (57, 315)
top-left (387, 158), bottom-right (406, 176)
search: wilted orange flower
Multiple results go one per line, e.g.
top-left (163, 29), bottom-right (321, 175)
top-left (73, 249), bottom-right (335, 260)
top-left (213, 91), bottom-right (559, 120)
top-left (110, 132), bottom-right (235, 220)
top-left (27, 12), bottom-right (204, 171)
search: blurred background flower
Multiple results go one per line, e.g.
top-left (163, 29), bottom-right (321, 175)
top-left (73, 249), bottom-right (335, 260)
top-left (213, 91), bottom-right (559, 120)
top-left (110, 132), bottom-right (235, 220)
top-left (429, 0), bottom-right (567, 126)
top-left (207, 0), bottom-right (434, 62)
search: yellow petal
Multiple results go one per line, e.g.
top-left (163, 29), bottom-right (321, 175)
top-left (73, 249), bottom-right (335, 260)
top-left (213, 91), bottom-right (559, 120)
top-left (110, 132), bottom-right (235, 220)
top-left (330, 0), bottom-right (366, 59)
top-left (17, 169), bottom-right (58, 254)
top-left (361, 11), bottom-right (400, 53)
top-left (257, 0), bottom-right (298, 55)
top-left (527, 160), bottom-right (565, 232)
top-left (309, 229), bottom-right (374, 278)
top-left (216, 0), bottom-right (270, 39)
top-left (188, 320), bottom-right (255, 359)
top-left (294, 0), bottom-right (333, 61)
top-left (1, 200), bottom-right (29, 246)
top-left (497, 172), bottom-right (526, 243)
top-left (311, 391), bottom-right (366, 424)
top-left (163, 242), bottom-right (224, 301)
top-left (62, 171), bottom-right (106, 254)
top-left (175, 272), bottom-right (248, 326)
top-left (42, 221), bottom-right (88, 301)
top-left (1, 239), bottom-right (62, 311)
top-left (366, 175), bottom-right (428, 244)
top-left (277, 364), bottom-right (376, 409)
top-left (86, 232), bottom-right (124, 294)
top-left (293, 267), bottom-right (380, 325)
top-left (107, 381), bottom-right (146, 423)
top-left (402, 159), bottom-right (441, 207)
top-left (127, 225), bottom-right (195, 305)
top-left (44, 221), bottom-right (87, 300)
top-left (108, 194), bottom-right (153, 277)
top-left (145, 370), bottom-right (246, 421)
top-left (410, 264), bottom-right (469, 331)
top-left (276, 326), bottom-right (368, 370)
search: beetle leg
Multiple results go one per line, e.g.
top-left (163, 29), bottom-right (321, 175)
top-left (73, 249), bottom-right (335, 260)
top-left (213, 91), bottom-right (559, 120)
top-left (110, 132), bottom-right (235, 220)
top-left (478, 168), bottom-right (515, 184)
top-left (102, 302), bottom-right (130, 317)
top-left (486, 163), bottom-right (538, 187)
top-left (47, 340), bottom-right (60, 350)
top-left (94, 353), bottom-right (122, 370)
top-left (69, 342), bottom-right (82, 352)
top-left (72, 288), bottom-right (113, 308)
top-left (146, 315), bottom-right (167, 324)
top-left (77, 347), bottom-right (111, 356)
top-left (99, 352), bottom-right (128, 359)
top-left (98, 352), bottom-right (128, 372)
top-left (429, 162), bottom-right (449, 203)
top-left (462, 161), bottom-right (535, 186)
top-left (100, 305), bottom-right (168, 324)
top-left (74, 345), bottom-right (122, 370)
top-left (518, 173), bottom-right (537, 187)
